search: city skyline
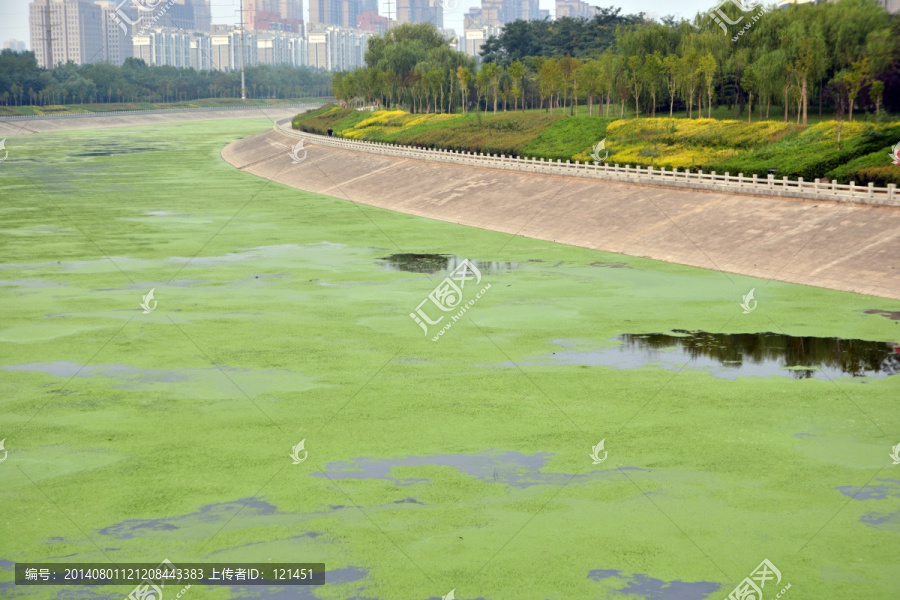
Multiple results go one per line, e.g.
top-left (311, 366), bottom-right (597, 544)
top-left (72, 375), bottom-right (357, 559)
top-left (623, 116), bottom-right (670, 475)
top-left (2, 0), bottom-right (718, 52)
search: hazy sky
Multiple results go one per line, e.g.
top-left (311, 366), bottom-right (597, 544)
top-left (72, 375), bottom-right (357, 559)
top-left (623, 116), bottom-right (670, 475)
top-left (0, 0), bottom-right (714, 51)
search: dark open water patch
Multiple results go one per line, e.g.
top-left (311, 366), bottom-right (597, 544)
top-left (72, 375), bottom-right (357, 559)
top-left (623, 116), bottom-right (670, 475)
top-left (314, 450), bottom-right (634, 487)
top-left (379, 254), bottom-right (517, 275)
top-left (865, 309), bottom-right (900, 321)
top-left (590, 261), bottom-right (632, 269)
top-left (97, 498), bottom-right (298, 539)
top-left (71, 144), bottom-right (168, 157)
top-left (588, 569), bottom-right (720, 599)
top-left (835, 479), bottom-right (900, 500)
top-left (835, 480), bottom-right (900, 531)
top-left (529, 332), bottom-right (900, 380)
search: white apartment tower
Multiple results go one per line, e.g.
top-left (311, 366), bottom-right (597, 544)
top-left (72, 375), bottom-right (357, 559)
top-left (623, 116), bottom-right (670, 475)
top-left (29, 0), bottom-right (105, 68)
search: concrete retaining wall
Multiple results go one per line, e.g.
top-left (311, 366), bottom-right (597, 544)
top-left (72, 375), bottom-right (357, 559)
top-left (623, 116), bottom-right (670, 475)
top-left (222, 127), bottom-right (900, 301)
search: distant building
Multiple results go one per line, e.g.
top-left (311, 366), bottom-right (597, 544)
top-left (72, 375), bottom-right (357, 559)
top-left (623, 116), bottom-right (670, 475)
top-left (192, 0), bottom-right (211, 32)
top-left (357, 9), bottom-right (390, 33)
top-left (879, 0), bottom-right (900, 12)
top-left (257, 31), bottom-right (298, 65)
top-left (29, 0), bottom-right (104, 68)
top-left (209, 25), bottom-right (256, 71)
top-left (462, 18), bottom-right (500, 59)
top-left (556, 0), bottom-right (595, 19)
top-left (397, 0), bottom-right (443, 28)
top-left (309, 0), bottom-right (377, 27)
top-left (95, 0), bottom-right (134, 65)
top-left (3, 39), bottom-right (27, 51)
top-left (245, 0), bottom-right (304, 33)
top-left (307, 25), bottom-right (370, 70)
top-left (463, 0), bottom-right (539, 26)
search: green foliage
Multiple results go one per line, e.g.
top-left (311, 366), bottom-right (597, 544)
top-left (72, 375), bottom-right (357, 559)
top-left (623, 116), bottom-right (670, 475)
top-left (479, 9), bottom-right (645, 64)
top-left (295, 106), bottom-right (900, 185)
top-left (0, 50), bottom-right (331, 106)
top-left (522, 116), bottom-right (614, 160)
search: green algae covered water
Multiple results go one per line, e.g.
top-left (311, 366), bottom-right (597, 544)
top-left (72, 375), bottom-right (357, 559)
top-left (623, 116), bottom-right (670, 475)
top-left (0, 119), bottom-right (898, 600)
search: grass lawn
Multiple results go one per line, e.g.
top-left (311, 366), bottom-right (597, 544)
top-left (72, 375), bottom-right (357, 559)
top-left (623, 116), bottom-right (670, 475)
top-left (0, 119), bottom-right (898, 600)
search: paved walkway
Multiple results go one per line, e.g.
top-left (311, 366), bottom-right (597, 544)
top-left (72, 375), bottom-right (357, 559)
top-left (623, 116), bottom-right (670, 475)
top-left (222, 128), bottom-right (900, 301)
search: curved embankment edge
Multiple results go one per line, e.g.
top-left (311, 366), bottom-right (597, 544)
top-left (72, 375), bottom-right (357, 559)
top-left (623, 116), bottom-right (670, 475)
top-left (274, 121), bottom-right (897, 207)
top-left (0, 104), bottom-right (322, 136)
top-left (221, 124), bottom-right (900, 301)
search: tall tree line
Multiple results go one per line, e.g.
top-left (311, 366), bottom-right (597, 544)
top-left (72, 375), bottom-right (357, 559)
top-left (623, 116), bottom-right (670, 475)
top-left (333, 0), bottom-right (899, 121)
top-left (0, 51), bottom-right (332, 106)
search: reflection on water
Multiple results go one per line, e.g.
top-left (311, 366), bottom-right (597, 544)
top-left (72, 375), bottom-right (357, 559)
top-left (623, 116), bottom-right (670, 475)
top-left (539, 331), bottom-right (900, 379)
top-left (379, 253), bottom-right (517, 275)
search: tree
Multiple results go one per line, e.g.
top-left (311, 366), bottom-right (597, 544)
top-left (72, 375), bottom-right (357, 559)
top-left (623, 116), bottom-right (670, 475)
top-left (559, 56), bottom-right (580, 115)
top-left (680, 49), bottom-right (700, 119)
top-left (579, 59), bottom-right (602, 116)
top-left (742, 65), bottom-right (759, 123)
top-left (538, 58), bottom-right (561, 112)
top-left (457, 66), bottom-right (472, 112)
top-left (662, 54), bottom-right (679, 117)
top-left (699, 53), bottom-right (716, 119)
top-left (785, 21), bottom-right (824, 126)
top-left (643, 52), bottom-right (664, 117)
top-left (870, 80), bottom-right (884, 114)
top-left (842, 58), bottom-right (869, 122)
top-left (626, 55), bottom-right (643, 117)
top-left (480, 62), bottom-right (502, 114)
top-left (507, 60), bottom-right (525, 110)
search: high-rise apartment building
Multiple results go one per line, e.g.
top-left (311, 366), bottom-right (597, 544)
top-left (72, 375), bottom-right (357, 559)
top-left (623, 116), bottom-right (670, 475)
top-left (132, 28), bottom-right (213, 69)
top-left (309, 0), bottom-right (374, 27)
top-left (397, 0), bottom-right (442, 28)
top-left (95, 0), bottom-right (135, 65)
top-left (29, 0), bottom-right (105, 68)
top-left (4, 39), bottom-right (28, 51)
top-left (462, 18), bottom-right (500, 58)
top-left (307, 25), bottom-right (370, 69)
top-left (555, 0), bottom-right (595, 19)
top-left (464, 0), bottom-right (539, 27)
top-left (357, 9), bottom-right (389, 33)
top-left (191, 0), bottom-right (211, 32)
top-left (248, 0), bottom-right (304, 32)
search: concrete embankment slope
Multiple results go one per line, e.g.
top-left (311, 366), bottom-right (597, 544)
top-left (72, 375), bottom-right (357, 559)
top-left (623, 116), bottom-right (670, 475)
top-left (222, 128), bottom-right (900, 301)
top-left (0, 106), bottom-right (306, 136)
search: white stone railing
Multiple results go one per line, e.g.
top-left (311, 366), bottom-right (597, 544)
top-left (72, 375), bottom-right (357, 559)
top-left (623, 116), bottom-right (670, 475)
top-left (0, 102), bottom-right (326, 122)
top-left (274, 120), bottom-right (898, 207)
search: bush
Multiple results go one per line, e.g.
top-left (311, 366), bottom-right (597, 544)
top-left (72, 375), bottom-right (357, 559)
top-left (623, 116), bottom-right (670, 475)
top-left (291, 107), bottom-right (900, 186)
